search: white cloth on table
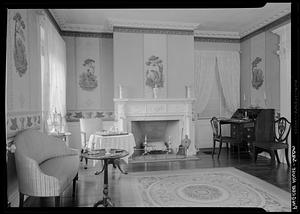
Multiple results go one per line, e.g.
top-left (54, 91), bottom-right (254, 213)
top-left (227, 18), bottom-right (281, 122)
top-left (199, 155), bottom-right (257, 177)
top-left (88, 133), bottom-right (135, 163)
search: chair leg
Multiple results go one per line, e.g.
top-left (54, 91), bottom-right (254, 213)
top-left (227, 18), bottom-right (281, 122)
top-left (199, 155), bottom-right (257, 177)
top-left (80, 149), bottom-right (84, 162)
top-left (19, 192), bottom-right (24, 207)
top-left (55, 196), bottom-right (60, 207)
top-left (212, 140), bottom-right (216, 157)
top-left (237, 145), bottom-right (240, 161)
top-left (285, 148), bottom-right (290, 167)
top-left (270, 150), bottom-right (276, 165)
top-left (84, 158), bottom-right (88, 169)
top-left (226, 143), bottom-right (229, 155)
top-left (274, 150), bottom-right (280, 163)
top-left (72, 173), bottom-right (78, 198)
top-left (217, 141), bottom-right (222, 159)
top-left (253, 146), bottom-right (257, 163)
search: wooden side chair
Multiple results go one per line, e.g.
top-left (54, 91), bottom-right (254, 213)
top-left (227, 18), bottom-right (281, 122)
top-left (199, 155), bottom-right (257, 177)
top-left (253, 117), bottom-right (291, 167)
top-left (210, 117), bottom-right (241, 159)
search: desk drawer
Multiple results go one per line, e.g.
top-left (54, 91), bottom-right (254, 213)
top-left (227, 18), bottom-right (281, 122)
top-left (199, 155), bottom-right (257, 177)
top-left (243, 127), bottom-right (255, 140)
top-left (230, 124), bottom-right (241, 138)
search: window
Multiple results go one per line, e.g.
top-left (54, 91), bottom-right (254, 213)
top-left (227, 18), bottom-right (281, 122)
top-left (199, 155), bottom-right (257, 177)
top-left (39, 15), bottom-right (67, 133)
top-left (196, 60), bottom-right (230, 119)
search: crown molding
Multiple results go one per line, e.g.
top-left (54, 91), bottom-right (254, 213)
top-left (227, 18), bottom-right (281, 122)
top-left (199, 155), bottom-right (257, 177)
top-left (60, 24), bottom-right (110, 33)
top-left (113, 26), bottom-right (194, 35)
top-left (194, 30), bottom-right (240, 39)
top-left (108, 18), bottom-right (199, 31)
top-left (239, 7), bottom-right (291, 38)
top-left (194, 37), bottom-right (240, 43)
top-left (61, 31), bottom-right (113, 38)
top-left (49, 7), bottom-right (291, 39)
top-left (49, 9), bottom-right (67, 29)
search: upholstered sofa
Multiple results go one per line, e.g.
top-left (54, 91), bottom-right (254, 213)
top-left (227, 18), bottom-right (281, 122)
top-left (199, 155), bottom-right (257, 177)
top-left (14, 129), bottom-right (80, 207)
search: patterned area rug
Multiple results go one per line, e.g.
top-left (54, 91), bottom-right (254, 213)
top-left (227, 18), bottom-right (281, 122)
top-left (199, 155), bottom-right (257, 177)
top-left (120, 167), bottom-right (291, 211)
top-left (129, 154), bottom-right (200, 163)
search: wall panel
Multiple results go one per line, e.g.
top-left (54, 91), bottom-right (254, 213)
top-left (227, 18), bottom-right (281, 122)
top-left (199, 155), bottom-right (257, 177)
top-left (113, 32), bottom-right (144, 98)
top-left (168, 34), bottom-right (194, 98)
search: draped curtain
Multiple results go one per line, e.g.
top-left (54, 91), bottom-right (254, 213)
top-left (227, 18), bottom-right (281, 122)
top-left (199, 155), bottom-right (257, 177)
top-left (39, 14), bottom-right (67, 133)
top-left (216, 51), bottom-right (240, 115)
top-left (194, 51), bottom-right (216, 115)
top-left (195, 50), bottom-right (240, 116)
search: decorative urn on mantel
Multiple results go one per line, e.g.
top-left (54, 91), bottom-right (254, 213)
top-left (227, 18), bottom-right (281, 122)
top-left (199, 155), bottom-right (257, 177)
top-left (113, 98), bottom-right (196, 156)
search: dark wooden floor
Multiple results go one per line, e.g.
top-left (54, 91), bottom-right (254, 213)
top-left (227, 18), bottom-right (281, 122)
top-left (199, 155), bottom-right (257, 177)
top-left (23, 148), bottom-right (291, 207)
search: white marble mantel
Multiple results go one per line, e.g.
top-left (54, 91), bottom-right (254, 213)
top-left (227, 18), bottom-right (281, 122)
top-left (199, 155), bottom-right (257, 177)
top-left (114, 98), bottom-right (196, 156)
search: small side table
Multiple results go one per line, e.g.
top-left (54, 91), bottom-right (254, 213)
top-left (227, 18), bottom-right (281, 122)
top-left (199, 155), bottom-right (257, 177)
top-left (81, 149), bottom-right (129, 207)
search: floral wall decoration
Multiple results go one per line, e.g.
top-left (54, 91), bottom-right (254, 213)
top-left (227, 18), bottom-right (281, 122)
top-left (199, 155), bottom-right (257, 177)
top-left (66, 110), bottom-right (114, 122)
top-left (143, 34), bottom-right (167, 98)
top-left (145, 55), bottom-right (164, 89)
top-left (251, 57), bottom-right (264, 90)
top-left (6, 112), bottom-right (42, 137)
top-left (12, 11), bottom-right (28, 77)
top-left (250, 33), bottom-right (266, 108)
top-left (79, 58), bottom-right (98, 91)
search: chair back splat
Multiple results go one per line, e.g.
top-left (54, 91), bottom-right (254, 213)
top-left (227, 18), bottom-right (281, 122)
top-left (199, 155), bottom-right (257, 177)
top-left (275, 117), bottom-right (291, 143)
top-left (210, 117), bottom-right (221, 138)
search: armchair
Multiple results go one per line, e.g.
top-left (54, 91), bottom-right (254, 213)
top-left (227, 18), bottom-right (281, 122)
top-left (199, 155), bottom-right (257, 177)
top-left (14, 129), bottom-right (80, 207)
top-left (253, 117), bottom-right (291, 166)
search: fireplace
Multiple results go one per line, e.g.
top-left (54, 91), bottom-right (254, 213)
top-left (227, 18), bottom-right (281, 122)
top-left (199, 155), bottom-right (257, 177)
top-left (131, 120), bottom-right (180, 152)
top-left (114, 98), bottom-right (196, 156)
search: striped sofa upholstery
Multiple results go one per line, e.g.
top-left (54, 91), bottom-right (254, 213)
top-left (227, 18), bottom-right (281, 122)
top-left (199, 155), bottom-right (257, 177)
top-left (14, 129), bottom-right (80, 207)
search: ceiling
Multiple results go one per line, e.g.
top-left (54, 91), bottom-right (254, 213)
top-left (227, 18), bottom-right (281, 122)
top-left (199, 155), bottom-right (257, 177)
top-left (50, 3), bottom-right (291, 38)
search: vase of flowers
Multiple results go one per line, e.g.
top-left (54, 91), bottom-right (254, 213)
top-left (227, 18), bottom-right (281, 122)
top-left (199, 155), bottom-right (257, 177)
top-left (153, 84), bottom-right (159, 99)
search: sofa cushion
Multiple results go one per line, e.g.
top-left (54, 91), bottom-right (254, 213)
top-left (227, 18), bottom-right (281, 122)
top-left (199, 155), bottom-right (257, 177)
top-left (39, 155), bottom-right (79, 193)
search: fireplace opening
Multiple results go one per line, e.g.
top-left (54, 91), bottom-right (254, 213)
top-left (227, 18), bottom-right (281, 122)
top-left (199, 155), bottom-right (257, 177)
top-left (131, 120), bottom-right (180, 154)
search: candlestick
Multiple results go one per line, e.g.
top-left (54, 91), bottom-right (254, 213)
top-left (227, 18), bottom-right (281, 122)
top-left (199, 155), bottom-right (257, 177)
top-left (185, 86), bottom-right (191, 98)
top-left (119, 85), bottom-right (123, 98)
